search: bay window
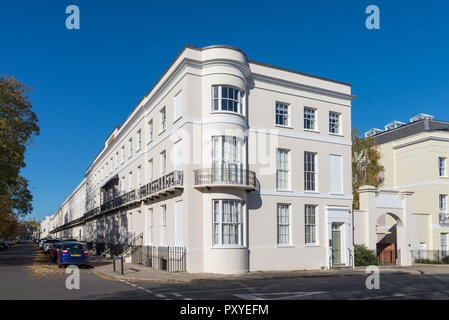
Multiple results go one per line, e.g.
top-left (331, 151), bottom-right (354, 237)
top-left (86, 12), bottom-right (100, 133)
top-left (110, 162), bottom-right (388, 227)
top-left (212, 136), bottom-right (242, 183)
top-left (212, 85), bottom-right (243, 115)
top-left (212, 199), bottom-right (243, 246)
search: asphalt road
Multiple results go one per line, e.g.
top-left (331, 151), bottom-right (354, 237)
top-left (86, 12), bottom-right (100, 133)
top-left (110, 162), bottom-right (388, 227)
top-left (1, 241), bottom-right (449, 300)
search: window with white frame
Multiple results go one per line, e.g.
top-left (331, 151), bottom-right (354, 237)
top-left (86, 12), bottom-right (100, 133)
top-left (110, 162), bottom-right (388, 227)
top-left (276, 149), bottom-right (290, 190)
top-left (161, 151), bottom-right (166, 175)
top-left (115, 152), bottom-right (119, 167)
top-left (277, 204), bottom-right (290, 245)
top-left (329, 112), bottom-right (341, 134)
top-left (148, 208), bottom-right (154, 245)
top-left (212, 136), bottom-right (241, 167)
top-left (121, 146), bottom-right (125, 163)
top-left (137, 166), bottom-right (141, 187)
top-left (174, 90), bottom-right (182, 121)
top-left (160, 107), bottom-right (166, 132)
top-left (304, 152), bottom-right (317, 191)
top-left (212, 85), bottom-right (243, 114)
top-left (148, 119), bottom-right (153, 141)
top-left (304, 107), bottom-right (316, 130)
top-left (161, 205), bottom-right (167, 245)
top-left (275, 102), bottom-right (289, 126)
top-left (128, 138), bottom-right (133, 157)
top-left (137, 130), bottom-right (142, 150)
top-left (305, 205), bottom-right (317, 245)
top-left (148, 159), bottom-right (153, 181)
top-left (439, 157), bottom-right (447, 177)
top-left (128, 171), bottom-right (133, 191)
top-left (212, 200), bottom-right (242, 246)
top-left (440, 194), bottom-right (447, 222)
top-left (441, 233), bottom-right (448, 257)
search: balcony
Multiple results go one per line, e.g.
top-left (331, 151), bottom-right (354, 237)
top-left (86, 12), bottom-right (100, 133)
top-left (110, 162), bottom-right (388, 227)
top-left (139, 170), bottom-right (184, 200)
top-left (194, 168), bottom-right (256, 190)
top-left (50, 171), bottom-right (184, 234)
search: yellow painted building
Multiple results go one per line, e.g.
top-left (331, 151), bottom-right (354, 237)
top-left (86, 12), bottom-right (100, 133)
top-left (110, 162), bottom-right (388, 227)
top-left (366, 114), bottom-right (449, 254)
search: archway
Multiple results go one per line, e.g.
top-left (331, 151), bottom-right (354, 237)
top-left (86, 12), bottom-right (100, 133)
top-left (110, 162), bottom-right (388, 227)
top-left (376, 213), bottom-right (401, 265)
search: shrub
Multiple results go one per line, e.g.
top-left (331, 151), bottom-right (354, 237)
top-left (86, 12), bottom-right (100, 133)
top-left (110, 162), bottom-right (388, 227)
top-left (354, 244), bottom-right (378, 266)
top-left (442, 256), bottom-right (449, 264)
top-left (414, 258), bottom-right (440, 264)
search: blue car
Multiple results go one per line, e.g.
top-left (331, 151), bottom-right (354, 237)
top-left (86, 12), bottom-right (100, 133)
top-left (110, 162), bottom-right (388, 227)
top-left (57, 242), bottom-right (90, 268)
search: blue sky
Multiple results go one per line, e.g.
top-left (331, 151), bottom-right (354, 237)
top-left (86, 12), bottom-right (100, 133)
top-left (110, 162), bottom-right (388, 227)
top-left (1, 0), bottom-right (448, 221)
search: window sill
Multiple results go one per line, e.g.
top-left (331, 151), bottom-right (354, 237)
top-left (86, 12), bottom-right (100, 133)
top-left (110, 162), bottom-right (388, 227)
top-left (276, 245), bottom-right (295, 248)
top-left (438, 176), bottom-right (449, 179)
top-left (304, 129), bottom-right (320, 134)
top-left (147, 139), bottom-right (153, 145)
top-left (173, 116), bottom-right (182, 124)
top-left (159, 129), bottom-right (166, 135)
top-left (212, 245), bottom-right (247, 249)
top-left (329, 132), bottom-right (343, 137)
top-left (304, 244), bottom-right (320, 247)
top-left (304, 190), bottom-right (319, 194)
top-left (275, 124), bottom-right (293, 129)
top-left (275, 189), bottom-right (293, 193)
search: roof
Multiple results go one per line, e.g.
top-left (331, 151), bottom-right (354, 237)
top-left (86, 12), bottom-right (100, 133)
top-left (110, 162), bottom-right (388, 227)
top-left (372, 119), bottom-right (449, 145)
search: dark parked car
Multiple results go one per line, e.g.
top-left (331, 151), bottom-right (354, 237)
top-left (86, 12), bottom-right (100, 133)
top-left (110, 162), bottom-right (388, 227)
top-left (49, 242), bottom-right (63, 262)
top-left (57, 242), bottom-right (90, 268)
top-left (0, 241), bottom-right (8, 250)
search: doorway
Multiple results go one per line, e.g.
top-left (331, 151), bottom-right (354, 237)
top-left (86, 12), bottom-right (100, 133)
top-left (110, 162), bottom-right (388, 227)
top-left (332, 223), bottom-right (342, 265)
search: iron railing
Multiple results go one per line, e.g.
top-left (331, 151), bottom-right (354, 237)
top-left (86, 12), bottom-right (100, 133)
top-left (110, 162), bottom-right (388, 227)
top-left (194, 168), bottom-right (256, 188)
top-left (411, 250), bottom-right (449, 264)
top-left (136, 245), bottom-right (186, 272)
top-left (50, 171), bottom-right (184, 234)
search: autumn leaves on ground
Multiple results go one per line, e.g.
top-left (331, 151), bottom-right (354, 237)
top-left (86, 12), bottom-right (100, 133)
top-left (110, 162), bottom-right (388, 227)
top-left (27, 243), bottom-right (63, 276)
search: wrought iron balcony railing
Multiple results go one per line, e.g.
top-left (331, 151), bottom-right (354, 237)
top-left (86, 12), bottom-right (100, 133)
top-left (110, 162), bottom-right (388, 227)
top-left (50, 171), bottom-right (184, 234)
top-left (140, 170), bottom-right (184, 198)
top-left (194, 168), bottom-right (256, 189)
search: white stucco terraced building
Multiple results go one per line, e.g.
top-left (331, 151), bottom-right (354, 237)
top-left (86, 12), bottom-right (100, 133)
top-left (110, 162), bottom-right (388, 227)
top-left (51, 45), bottom-right (355, 274)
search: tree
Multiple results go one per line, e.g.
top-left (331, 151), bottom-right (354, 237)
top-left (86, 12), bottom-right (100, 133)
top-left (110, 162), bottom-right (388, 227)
top-left (352, 127), bottom-right (384, 209)
top-left (0, 75), bottom-right (40, 237)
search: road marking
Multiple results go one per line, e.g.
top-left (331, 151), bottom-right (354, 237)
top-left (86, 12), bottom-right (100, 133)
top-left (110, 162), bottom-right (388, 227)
top-left (172, 293), bottom-right (182, 297)
top-left (138, 287), bottom-right (145, 290)
top-left (234, 294), bottom-right (265, 300)
top-left (234, 291), bottom-right (325, 300)
top-left (145, 289), bottom-right (153, 294)
top-left (155, 293), bottom-right (166, 298)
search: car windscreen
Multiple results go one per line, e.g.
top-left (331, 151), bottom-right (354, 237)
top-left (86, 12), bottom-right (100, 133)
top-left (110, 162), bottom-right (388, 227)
top-left (61, 244), bottom-right (86, 251)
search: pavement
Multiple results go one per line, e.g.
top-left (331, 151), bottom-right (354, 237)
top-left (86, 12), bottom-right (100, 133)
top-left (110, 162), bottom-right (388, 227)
top-left (92, 257), bottom-right (429, 283)
top-left (2, 241), bottom-right (449, 300)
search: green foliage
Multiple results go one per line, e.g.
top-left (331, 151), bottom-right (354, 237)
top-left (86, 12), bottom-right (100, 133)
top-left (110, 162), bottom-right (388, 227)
top-left (443, 255), bottom-right (449, 264)
top-left (354, 244), bottom-right (378, 266)
top-left (414, 258), bottom-right (440, 264)
top-left (0, 75), bottom-right (40, 238)
top-left (352, 127), bottom-right (384, 209)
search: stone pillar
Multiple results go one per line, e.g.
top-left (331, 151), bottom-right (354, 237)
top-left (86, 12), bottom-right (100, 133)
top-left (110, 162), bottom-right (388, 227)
top-left (357, 185), bottom-right (378, 250)
top-left (399, 190), bottom-right (415, 266)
